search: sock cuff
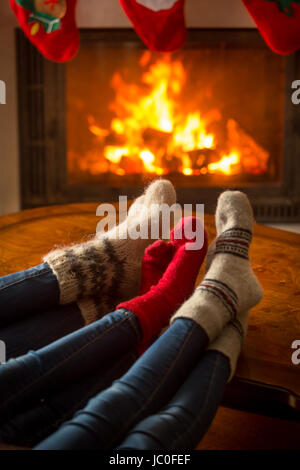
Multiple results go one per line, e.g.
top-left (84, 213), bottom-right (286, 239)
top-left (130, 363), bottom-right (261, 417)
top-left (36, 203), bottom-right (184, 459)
top-left (170, 289), bottom-right (232, 342)
top-left (215, 227), bottom-right (252, 260)
top-left (208, 311), bottom-right (249, 381)
top-left (44, 237), bottom-right (126, 305)
top-left (77, 297), bottom-right (103, 325)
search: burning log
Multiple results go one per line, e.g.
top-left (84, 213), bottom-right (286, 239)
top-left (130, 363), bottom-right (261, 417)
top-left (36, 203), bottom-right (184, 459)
top-left (187, 149), bottom-right (221, 169)
top-left (227, 119), bottom-right (269, 175)
top-left (104, 132), bottom-right (127, 147)
top-left (118, 156), bottom-right (144, 174)
top-left (142, 128), bottom-right (172, 149)
top-left (161, 155), bottom-right (182, 173)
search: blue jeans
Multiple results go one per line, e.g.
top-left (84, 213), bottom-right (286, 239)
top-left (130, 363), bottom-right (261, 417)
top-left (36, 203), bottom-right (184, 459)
top-left (0, 263), bottom-right (84, 358)
top-left (0, 310), bottom-right (141, 447)
top-left (117, 350), bottom-right (230, 450)
top-left (31, 316), bottom-right (229, 451)
top-left (0, 267), bottom-right (229, 450)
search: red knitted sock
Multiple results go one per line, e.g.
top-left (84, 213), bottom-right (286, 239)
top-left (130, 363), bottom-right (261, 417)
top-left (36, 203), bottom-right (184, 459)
top-left (117, 216), bottom-right (208, 346)
top-left (139, 239), bottom-right (173, 295)
top-left (242, 0), bottom-right (300, 54)
top-left (118, 0), bottom-right (187, 52)
top-left (10, 0), bottom-right (79, 62)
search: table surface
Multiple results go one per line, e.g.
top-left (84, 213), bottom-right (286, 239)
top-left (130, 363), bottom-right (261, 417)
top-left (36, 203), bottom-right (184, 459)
top-left (0, 202), bottom-right (299, 446)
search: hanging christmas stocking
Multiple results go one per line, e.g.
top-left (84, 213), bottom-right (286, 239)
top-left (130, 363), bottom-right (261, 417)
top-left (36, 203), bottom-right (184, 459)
top-left (242, 0), bottom-right (300, 54)
top-left (119, 0), bottom-right (187, 52)
top-left (10, 0), bottom-right (79, 62)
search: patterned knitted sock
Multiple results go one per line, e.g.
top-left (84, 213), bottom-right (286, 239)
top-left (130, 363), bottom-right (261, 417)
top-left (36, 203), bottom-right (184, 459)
top-left (170, 191), bottom-right (263, 342)
top-left (117, 217), bottom-right (208, 345)
top-left (207, 310), bottom-right (249, 381)
top-left (43, 179), bottom-right (176, 324)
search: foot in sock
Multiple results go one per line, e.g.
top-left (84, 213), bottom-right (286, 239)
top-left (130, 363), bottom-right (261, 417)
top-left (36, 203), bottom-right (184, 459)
top-left (44, 179), bottom-right (176, 324)
top-left (139, 239), bottom-right (174, 296)
top-left (170, 191), bottom-right (263, 342)
top-left (118, 216), bottom-right (208, 346)
top-left (208, 310), bottom-right (249, 381)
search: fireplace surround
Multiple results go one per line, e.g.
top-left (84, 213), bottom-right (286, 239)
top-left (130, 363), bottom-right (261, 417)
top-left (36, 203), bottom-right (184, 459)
top-left (16, 28), bottom-right (300, 222)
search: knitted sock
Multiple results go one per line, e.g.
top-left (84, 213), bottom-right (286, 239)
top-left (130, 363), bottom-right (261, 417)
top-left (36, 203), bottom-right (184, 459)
top-left (44, 179), bottom-right (176, 324)
top-left (170, 191), bottom-right (263, 342)
top-left (10, 0), bottom-right (79, 62)
top-left (139, 239), bottom-right (173, 295)
top-left (137, 233), bottom-right (187, 354)
top-left (118, 216), bottom-right (208, 345)
top-left (207, 310), bottom-right (249, 381)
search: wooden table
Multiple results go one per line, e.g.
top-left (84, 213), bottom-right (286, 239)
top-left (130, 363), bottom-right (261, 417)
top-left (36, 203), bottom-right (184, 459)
top-left (0, 203), bottom-right (300, 449)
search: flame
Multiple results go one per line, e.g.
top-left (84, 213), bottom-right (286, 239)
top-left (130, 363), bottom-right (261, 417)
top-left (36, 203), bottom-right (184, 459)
top-left (83, 53), bottom-right (269, 177)
top-left (208, 152), bottom-right (240, 175)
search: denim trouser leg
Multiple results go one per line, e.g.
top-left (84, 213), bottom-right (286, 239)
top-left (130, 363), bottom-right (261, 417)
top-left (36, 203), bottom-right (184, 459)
top-left (0, 263), bottom-right (60, 326)
top-left (1, 304), bottom-right (84, 360)
top-left (0, 349), bottom-right (138, 448)
top-left (0, 310), bottom-right (141, 425)
top-left (35, 318), bottom-right (209, 450)
top-left (117, 350), bottom-right (230, 450)
top-left (0, 263), bottom-right (85, 358)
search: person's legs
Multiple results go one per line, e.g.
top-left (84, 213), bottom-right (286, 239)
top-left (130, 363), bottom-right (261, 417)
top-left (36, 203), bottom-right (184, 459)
top-left (117, 350), bottom-right (230, 450)
top-left (34, 318), bottom-right (209, 450)
top-left (1, 302), bottom-right (84, 360)
top-left (0, 309), bottom-right (141, 425)
top-left (0, 348), bottom-right (138, 448)
top-left (0, 263), bottom-right (60, 326)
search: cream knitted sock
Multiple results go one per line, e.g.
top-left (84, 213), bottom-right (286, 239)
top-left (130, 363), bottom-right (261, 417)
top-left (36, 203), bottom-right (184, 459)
top-left (170, 191), bottom-right (263, 341)
top-left (207, 311), bottom-right (249, 382)
top-left (44, 179), bottom-right (176, 323)
top-left (207, 310), bottom-right (249, 381)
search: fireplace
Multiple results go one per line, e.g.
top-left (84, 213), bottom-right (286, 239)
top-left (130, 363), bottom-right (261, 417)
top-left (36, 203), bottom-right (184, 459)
top-left (16, 29), bottom-right (300, 221)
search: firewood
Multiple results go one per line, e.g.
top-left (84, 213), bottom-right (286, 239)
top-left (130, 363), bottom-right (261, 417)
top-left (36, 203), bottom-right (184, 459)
top-left (118, 156), bottom-right (144, 174)
top-left (142, 128), bottom-right (172, 148)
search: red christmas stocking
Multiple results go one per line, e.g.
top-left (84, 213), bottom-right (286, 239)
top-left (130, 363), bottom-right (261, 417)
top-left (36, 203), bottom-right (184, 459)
top-left (242, 0), bottom-right (300, 54)
top-left (10, 0), bottom-right (79, 62)
top-left (119, 0), bottom-right (187, 52)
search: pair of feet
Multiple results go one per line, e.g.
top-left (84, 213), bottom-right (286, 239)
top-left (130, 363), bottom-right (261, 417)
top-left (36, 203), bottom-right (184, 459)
top-left (45, 179), bottom-right (263, 377)
top-left (117, 186), bottom-right (263, 373)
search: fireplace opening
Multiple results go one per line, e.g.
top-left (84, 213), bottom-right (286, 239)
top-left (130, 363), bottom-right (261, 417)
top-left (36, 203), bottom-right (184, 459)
top-left (66, 39), bottom-right (285, 186)
top-left (66, 35), bottom-right (285, 188)
top-left (16, 29), bottom-right (300, 221)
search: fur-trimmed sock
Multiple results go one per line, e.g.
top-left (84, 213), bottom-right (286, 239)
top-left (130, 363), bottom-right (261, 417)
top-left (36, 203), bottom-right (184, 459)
top-left (170, 191), bottom-right (263, 342)
top-left (43, 179), bottom-right (176, 323)
top-left (118, 217), bottom-right (208, 345)
top-left (207, 310), bottom-right (249, 381)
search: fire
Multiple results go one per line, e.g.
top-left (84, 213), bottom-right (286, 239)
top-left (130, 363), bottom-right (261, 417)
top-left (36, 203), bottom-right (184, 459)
top-left (208, 153), bottom-right (240, 175)
top-left (85, 53), bottom-right (269, 177)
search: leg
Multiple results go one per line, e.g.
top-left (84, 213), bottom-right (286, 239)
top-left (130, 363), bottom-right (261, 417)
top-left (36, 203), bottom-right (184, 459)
top-left (1, 302), bottom-right (84, 360)
top-left (117, 350), bottom-right (230, 450)
top-left (0, 263), bottom-right (60, 326)
top-left (0, 309), bottom-right (141, 425)
top-left (34, 318), bottom-right (209, 450)
top-left (0, 348), bottom-right (138, 448)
